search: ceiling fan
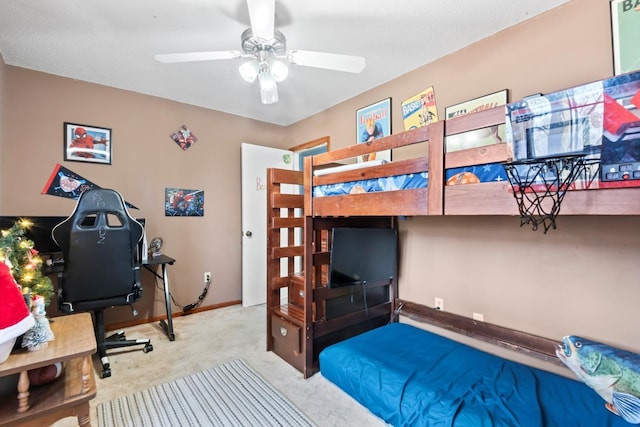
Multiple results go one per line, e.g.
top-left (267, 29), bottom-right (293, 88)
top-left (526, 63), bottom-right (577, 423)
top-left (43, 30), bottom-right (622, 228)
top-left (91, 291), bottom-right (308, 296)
top-left (155, 0), bottom-right (366, 105)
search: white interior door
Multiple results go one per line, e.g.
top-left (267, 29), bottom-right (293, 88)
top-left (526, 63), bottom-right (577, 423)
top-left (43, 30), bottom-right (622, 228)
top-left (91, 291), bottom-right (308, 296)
top-left (241, 143), bottom-right (293, 307)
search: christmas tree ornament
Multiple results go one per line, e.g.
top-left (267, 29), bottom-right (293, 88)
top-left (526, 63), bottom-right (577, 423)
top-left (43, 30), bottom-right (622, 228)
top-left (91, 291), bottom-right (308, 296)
top-left (21, 295), bottom-right (55, 351)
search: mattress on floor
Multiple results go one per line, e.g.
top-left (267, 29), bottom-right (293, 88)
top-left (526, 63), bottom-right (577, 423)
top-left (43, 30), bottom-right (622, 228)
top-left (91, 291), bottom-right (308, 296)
top-left (319, 322), bottom-right (629, 427)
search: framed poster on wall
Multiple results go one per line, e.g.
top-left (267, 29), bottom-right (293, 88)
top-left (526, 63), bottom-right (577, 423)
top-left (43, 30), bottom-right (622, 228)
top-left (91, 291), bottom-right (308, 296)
top-left (444, 89), bottom-right (508, 152)
top-left (356, 98), bottom-right (391, 162)
top-left (611, 0), bottom-right (640, 75)
top-left (63, 122), bottom-right (112, 164)
top-left (401, 86), bottom-right (438, 131)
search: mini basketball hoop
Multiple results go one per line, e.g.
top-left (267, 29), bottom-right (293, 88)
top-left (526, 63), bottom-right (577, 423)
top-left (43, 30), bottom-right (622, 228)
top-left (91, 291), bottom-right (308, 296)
top-left (502, 154), bottom-right (596, 233)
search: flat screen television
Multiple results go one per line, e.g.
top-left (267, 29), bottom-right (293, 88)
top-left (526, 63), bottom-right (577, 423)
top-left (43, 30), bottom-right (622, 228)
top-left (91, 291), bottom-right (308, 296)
top-left (0, 216), bottom-right (68, 254)
top-left (328, 227), bottom-right (398, 288)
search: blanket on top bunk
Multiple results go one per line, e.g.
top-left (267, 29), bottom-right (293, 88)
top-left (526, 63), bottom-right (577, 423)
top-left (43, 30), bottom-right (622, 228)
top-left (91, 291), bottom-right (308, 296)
top-left (319, 323), bottom-right (629, 427)
top-left (312, 158), bottom-right (428, 197)
top-left (313, 172), bottom-right (427, 197)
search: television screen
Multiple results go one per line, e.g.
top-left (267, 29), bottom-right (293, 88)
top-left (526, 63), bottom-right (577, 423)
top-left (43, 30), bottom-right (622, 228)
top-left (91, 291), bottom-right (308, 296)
top-left (328, 227), bottom-right (398, 288)
top-left (0, 216), bottom-right (68, 254)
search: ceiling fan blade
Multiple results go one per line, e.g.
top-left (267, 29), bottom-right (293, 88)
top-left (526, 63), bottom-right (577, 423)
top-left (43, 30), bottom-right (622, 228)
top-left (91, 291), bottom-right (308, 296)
top-left (246, 0), bottom-right (275, 40)
top-left (155, 51), bottom-right (241, 64)
top-left (287, 50), bottom-right (366, 73)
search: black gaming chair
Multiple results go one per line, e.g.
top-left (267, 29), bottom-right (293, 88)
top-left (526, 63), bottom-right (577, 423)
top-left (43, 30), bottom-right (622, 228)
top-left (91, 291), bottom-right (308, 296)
top-left (52, 188), bottom-right (153, 378)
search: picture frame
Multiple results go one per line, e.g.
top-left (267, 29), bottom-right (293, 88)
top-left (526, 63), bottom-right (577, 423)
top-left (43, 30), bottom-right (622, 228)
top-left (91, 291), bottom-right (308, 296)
top-left (165, 187), bottom-right (205, 216)
top-left (63, 122), bottom-right (112, 164)
top-left (356, 98), bottom-right (391, 162)
top-left (170, 124), bottom-right (198, 151)
top-left (610, 0), bottom-right (640, 75)
top-left (445, 89), bottom-right (508, 120)
top-left (444, 89), bottom-right (508, 153)
top-left (401, 86), bottom-right (438, 131)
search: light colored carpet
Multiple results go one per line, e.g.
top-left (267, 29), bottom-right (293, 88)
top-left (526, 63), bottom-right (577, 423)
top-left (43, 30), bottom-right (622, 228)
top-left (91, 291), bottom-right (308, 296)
top-left (98, 359), bottom-right (315, 427)
top-left (51, 304), bottom-right (388, 427)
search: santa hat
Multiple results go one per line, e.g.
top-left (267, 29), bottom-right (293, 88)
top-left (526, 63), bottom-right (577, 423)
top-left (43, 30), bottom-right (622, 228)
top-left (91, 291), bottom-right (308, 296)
top-left (0, 262), bottom-right (34, 344)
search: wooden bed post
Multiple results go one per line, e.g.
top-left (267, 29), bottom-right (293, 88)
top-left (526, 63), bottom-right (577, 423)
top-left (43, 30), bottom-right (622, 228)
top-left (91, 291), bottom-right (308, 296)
top-left (266, 168), bottom-right (279, 353)
top-left (303, 156), bottom-right (313, 217)
top-left (427, 120), bottom-right (444, 215)
top-left (302, 215), bottom-right (314, 378)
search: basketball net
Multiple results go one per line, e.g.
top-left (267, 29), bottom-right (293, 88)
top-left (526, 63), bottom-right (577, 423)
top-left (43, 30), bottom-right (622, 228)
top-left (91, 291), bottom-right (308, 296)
top-left (502, 155), bottom-right (592, 233)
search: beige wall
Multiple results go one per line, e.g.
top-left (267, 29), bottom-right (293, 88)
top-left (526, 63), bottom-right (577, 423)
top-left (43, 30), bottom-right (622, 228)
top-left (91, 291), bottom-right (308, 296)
top-left (0, 65), bottom-right (292, 324)
top-left (1, 0), bottom-right (639, 368)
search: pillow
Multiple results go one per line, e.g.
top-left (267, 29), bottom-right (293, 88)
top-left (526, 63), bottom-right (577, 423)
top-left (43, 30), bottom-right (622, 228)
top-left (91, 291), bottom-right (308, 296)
top-left (557, 335), bottom-right (640, 424)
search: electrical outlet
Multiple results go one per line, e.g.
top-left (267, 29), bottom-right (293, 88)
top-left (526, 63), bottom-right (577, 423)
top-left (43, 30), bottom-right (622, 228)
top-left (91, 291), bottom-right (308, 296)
top-left (204, 272), bottom-right (212, 283)
top-left (473, 312), bottom-right (484, 322)
top-left (434, 297), bottom-right (444, 311)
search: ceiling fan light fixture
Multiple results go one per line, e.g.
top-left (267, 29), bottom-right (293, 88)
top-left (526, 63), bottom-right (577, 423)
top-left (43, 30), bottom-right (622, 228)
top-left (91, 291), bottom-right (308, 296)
top-left (260, 83), bottom-right (278, 104)
top-left (268, 59), bottom-right (288, 82)
top-left (239, 60), bottom-right (259, 83)
top-left (258, 64), bottom-right (278, 104)
top-left (155, 2), bottom-right (367, 109)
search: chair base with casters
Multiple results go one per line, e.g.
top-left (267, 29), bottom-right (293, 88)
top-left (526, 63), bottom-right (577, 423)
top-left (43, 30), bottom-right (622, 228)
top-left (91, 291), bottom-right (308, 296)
top-left (59, 299), bottom-right (154, 378)
top-left (93, 309), bottom-right (153, 378)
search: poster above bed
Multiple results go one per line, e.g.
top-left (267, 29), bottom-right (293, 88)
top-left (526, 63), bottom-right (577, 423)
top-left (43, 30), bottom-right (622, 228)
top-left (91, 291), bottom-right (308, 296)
top-left (356, 98), bottom-right (391, 163)
top-left (505, 70), bottom-right (640, 191)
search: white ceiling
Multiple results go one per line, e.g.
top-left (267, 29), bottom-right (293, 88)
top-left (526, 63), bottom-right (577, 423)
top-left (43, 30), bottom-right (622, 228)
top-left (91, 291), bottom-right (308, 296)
top-left (0, 0), bottom-right (568, 126)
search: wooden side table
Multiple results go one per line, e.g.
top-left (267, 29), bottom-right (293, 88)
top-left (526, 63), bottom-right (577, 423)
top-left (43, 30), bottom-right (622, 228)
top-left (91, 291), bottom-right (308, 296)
top-left (0, 312), bottom-right (97, 426)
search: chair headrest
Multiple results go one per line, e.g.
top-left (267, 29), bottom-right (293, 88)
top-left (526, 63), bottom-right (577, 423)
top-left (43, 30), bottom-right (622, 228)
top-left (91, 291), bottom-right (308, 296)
top-left (52, 188), bottom-right (143, 249)
top-left (75, 189), bottom-right (129, 215)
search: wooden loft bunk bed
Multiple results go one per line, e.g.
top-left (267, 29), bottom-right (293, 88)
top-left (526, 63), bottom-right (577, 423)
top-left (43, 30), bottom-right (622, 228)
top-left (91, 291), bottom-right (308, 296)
top-left (301, 102), bottom-right (640, 222)
top-left (268, 99), bottom-right (640, 378)
top-left (268, 124), bottom-right (438, 378)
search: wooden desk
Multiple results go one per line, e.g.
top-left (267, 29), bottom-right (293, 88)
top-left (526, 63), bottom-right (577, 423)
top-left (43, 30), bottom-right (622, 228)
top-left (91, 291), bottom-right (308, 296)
top-left (0, 313), bottom-right (97, 426)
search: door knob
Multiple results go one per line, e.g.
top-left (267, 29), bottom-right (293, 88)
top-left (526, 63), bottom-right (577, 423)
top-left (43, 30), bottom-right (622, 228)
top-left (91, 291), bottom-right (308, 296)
top-left (245, 230), bottom-right (253, 237)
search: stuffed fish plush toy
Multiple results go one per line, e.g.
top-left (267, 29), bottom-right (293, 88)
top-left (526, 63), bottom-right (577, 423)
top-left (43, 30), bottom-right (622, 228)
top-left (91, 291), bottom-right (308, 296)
top-left (557, 335), bottom-right (640, 424)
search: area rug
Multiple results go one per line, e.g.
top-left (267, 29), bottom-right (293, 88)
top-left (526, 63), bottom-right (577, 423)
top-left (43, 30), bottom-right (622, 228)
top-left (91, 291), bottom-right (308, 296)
top-left (98, 359), bottom-right (316, 427)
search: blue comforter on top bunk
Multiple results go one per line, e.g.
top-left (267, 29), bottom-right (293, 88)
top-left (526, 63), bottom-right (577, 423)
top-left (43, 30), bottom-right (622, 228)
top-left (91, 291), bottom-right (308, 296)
top-left (319, 323), bottom-right (629, 427)
top-left (313, 172), bottom-right (427, 197)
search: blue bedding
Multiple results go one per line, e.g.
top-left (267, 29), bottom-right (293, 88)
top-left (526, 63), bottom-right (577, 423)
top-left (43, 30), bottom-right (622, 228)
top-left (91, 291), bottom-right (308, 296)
top-left (319, 323), bottom-right (629, 427)
top-left (445, 162), bottom-right (508, 185)
top-left (313, 173), bottom-right (428, 197)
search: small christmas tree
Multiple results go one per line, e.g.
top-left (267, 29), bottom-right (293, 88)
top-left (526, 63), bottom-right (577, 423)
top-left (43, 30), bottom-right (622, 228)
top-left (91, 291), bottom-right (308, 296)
top-left (0, 219), bottom-right (53, 306)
